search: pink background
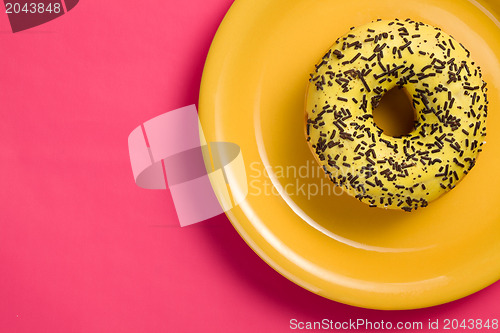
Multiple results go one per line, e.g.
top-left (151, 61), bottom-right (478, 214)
top-left (1, 1), bottom-right (499, 332)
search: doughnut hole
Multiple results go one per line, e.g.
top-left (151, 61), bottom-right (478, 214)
top-left (372, 87), bottom-right (416, 137)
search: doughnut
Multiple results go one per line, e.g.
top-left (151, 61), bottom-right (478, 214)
top-left (305, 19), bottom-right (488, 211)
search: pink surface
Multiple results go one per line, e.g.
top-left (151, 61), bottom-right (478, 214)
top-left (1, 1), bottom-right (499, 332)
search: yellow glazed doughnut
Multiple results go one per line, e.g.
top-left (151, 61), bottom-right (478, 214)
top-left (305, 19), bottom-right (488, 211)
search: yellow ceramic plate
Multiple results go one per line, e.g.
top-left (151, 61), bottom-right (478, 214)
top-left (199, 0), bottom-right (500, 309)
